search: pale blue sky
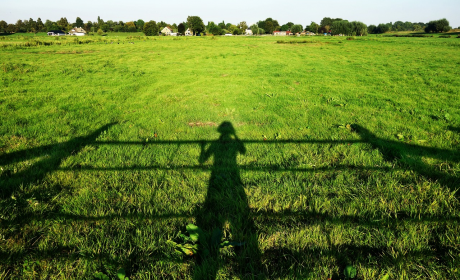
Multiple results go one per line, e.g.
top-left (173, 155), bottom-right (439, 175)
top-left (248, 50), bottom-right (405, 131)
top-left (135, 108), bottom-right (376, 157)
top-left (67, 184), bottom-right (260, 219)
top-left (1, 0), bottom-right (459, 28)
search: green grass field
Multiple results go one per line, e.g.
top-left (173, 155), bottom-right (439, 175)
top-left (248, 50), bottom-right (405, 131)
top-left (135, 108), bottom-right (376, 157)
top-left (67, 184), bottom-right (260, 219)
top-left (1, 34), bottom-right (460, 279)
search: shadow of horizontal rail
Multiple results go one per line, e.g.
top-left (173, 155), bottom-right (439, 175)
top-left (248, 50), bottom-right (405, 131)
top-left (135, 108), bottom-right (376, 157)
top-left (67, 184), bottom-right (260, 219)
top-left (6, 208), bottom-right (460, 227)
top-left (58, 164), bottom-right (401, 172)
top-left (3, 138), bottom-right (457, 167)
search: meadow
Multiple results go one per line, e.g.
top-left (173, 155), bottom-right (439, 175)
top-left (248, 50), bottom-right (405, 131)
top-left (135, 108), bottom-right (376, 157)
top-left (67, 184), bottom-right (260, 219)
top-left (0, 33), bottom-right (459, 279)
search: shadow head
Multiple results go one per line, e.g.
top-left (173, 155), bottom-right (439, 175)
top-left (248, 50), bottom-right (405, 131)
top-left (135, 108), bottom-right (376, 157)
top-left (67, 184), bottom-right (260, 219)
top-left (217, 121), bottom-right (235, 136)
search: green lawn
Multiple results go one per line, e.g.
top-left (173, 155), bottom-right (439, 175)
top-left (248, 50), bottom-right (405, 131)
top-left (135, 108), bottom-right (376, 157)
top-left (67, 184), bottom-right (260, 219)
top-left (1, 34), bottom-right (459, 279)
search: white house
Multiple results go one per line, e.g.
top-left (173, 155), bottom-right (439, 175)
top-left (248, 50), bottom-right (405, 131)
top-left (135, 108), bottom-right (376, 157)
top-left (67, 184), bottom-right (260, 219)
top-left (185, 28), bottom-right (192, 36)
top-left (69, 27), bottom-right (86, 36)
top-left (245, 28), bottom-right (253, 35)
top-left (161, 26), bottom-right (173, 35)
top-left (273, 31), bottom-right (291, 36)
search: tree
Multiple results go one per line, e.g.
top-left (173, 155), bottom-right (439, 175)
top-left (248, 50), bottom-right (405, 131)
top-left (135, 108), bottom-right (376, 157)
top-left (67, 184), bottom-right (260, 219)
top-left (368, 25), bottom-right (377, 34)
top-left (97, 28), bottom-right (103, 35)
top-left (27, 18), bottom-right (37, 32)
top-left (37, 18), bottom-right (44, 32)
top-left (238, 21), bottom-right (248, 32)
top-left (187, 16), bottom-right (205, 35)
top-left (308, 21), bottom-right (319, 34)
top-left (85, 21), bottom-right (93, 33)
top-left (377, 23), bottom-right (389, 33)
top-left (257, 18), bottom-right (279, 34)
top-left (157, 21), bottom-right (168, 31)
top-left (404, 21), bottom-right (413, 31)
top-left (290, 24), bottom-right (302, 34)
top-left (331, 20), bottom-right (351, 35)
top-left (135, 19), bottom-right (145, 31)
top-left (207, 21), bottom-right (223, 35)
top-left (393, 21), bottom-right (405, 31)
top-left (7, 24), bottom-right (16, 33)
top-left (143, 20), bottom-right (159, 36)
top-left (97, 16), bottom-right (103, 26)
top-left (320, 17), bottom-right (335, 28)
top-left (280, 24), bottom-right (290, 31)
top-left (178, 23), bottom-right (185, 34)
top-left (412, 24), bottom-right (422, 31)
top-left (16, 20), bottom-right (26, 33)
top-left (353, 21), bottom-right (368, 36)
top-left (58, 17), bottom-right (69, 31)
top-left (76, 17), bottom-right (84, 27)
top-left (435, 18), bottom-right (451, 32)
top-left (258, 28), bottom-right (265, 35)
top-left (0, 20), bottom-right (7, 33)
top-left (250, 24), bottom-right (258, 35)
top-left (257, 20), bottom-right (265, 31)
top-left (126, 21), bottom-right (137, 32)
top-left (265, 21), bottom-right (275, 34)
top-left (228, 24), bottom-right (238, 33)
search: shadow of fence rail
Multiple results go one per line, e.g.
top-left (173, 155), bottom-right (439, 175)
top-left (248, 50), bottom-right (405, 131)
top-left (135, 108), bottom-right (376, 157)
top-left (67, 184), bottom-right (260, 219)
top-left (0, 122), bottom-right (459, 278)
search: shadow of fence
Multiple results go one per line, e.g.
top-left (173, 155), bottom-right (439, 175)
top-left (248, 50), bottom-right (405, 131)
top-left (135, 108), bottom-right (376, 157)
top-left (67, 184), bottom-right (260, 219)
top-left (0, 122), bottom-right (459, 278)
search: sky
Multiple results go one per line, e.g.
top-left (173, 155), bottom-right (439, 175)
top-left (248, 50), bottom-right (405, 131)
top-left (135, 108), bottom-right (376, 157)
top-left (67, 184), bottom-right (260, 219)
top-left (1, 0), bottom-right (459, 28)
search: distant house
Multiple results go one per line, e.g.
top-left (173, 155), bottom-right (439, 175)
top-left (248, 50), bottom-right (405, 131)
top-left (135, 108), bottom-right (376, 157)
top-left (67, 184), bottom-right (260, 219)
top-left (69, 27), bottom-right (86, 36)
top-left (47, 30), bottom-right (66, 36)
top-left (161, 26), bottom-right (173, 35)
top-left (273, 31), bottom-right (291, 36)
top-left (245, 28), bottom-right (253, 35)
top-left (185, 28), bottom-right (192, 36)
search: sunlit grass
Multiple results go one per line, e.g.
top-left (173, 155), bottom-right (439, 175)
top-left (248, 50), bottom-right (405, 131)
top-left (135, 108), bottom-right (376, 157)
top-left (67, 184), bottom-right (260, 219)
top-left (1, 34), bottom-right (459, 279)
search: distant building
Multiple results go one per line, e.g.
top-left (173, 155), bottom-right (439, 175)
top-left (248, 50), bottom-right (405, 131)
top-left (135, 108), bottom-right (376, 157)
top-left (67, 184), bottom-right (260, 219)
top-left (273, 31), bottom-right (291, 36)
top-left (161, 26), bottom-right (173, 35)
top-left (185, 28), bottom-right (192, 36)
top-left (47, 30), bottom-right (66, 36)
top-left (69, 27), bottom-right (86, 36)
top-left (245, 28), bottom-right (253, 35)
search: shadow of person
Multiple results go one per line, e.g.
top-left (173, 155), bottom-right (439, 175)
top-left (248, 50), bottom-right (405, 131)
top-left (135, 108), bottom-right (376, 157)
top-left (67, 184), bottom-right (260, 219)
top-left (194, 121), bottom-right (263, 279)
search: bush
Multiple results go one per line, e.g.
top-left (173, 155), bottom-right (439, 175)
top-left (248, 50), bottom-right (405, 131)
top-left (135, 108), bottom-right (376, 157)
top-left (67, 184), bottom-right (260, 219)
top-left (439, 35), bottom-right (451, 38)
top-left (97, 29), bottom-right (103, 36)
top-left (143, 21), bottom-right (159, 36)
top-left (346, 36), bottom-right (355, 40)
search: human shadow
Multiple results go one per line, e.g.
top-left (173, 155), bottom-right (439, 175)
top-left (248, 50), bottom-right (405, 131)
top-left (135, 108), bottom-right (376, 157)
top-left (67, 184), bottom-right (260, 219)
top-left (194, 121), bottom-right (264, 279)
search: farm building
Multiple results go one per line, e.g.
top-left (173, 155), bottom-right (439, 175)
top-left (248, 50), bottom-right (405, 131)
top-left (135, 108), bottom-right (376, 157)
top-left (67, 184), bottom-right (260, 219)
top-left (47, 30), bottom-right (66, 36)
top-left (185, 28), bottom-right (192, 36)
top-left (161, 26), bottom-right (173, 35)
top-left (273, 31), bottom-right (291, 36)
top-left (245, 28), bottom-right (253, 35)
top-left (69, 27), bottom-right (86, 36)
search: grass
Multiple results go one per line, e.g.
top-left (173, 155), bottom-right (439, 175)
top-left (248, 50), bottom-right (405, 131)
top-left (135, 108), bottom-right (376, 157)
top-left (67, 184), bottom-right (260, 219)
top-left (1, 34), bottom-right (460, 279)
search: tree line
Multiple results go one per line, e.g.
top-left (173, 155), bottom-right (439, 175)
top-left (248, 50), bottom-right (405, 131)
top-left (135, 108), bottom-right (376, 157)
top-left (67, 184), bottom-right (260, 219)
top-left (368, 19), bottom-right (452, 34)
top-left (0, 16), bottom-right (454, 36)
